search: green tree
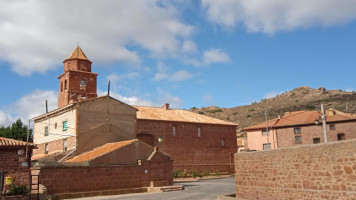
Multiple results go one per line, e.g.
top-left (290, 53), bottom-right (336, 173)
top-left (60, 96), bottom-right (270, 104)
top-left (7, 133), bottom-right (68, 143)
top-left (0, 119), bottom-right (32, 142)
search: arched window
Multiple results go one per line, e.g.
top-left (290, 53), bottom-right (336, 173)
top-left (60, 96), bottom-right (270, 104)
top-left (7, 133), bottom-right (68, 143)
top-left (64, 80), bottom-right (67, 90)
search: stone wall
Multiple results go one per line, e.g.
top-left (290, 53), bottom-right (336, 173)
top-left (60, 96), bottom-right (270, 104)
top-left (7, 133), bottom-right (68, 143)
top-left (235, 139), bottom-right (356, 199)
top-left (34, 159), bottom-right (173, 198)
top-left (0, 149), bottom-right (31, 186)
top-left (137, 120), bottom-right (236, 173)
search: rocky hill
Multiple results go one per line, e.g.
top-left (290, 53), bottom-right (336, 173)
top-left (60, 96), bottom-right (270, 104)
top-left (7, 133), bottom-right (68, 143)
top-left (191, 86), bottom-right (356, 135)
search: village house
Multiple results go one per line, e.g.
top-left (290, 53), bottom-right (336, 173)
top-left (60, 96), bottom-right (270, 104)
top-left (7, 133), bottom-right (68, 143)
top-left (243, 109), bottom-right (356, 150)
top-left (0, 137), bottom-right (36, 190)
top-left (32, 46), bottom-right (237, 174)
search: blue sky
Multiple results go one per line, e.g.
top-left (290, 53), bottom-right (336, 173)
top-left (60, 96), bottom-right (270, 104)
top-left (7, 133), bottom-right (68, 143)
top-left (1, 0), bottom-right (356, 126)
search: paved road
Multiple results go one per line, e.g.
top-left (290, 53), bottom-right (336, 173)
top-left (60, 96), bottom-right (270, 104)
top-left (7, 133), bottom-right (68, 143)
top-left (77, 176), bottom-right (235, 200)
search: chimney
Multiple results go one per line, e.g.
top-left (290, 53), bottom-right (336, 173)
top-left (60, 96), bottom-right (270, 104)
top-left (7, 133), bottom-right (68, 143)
top-left (278, 115), bottom-right (281, 119)
top-left (162, 103), bottom-right (169, 110)
top-left (328, 109), bottom-right (335, 116)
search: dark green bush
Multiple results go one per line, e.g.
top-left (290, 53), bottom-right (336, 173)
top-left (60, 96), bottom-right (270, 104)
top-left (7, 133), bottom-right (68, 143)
top-left (7, 184), bottom-right (28, 196)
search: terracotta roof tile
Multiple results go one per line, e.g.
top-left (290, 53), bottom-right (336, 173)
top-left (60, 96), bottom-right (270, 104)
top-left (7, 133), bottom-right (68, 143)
top-left (134, 106), bottom-right (237, 126)
top-left (66, 46), bottom-right (89, 60)
top-left (0, 137), bottom-right (36, 147)
top-left (66, 139), bottom-right (138, 163)
top-left (243, 109), bottom-right (356, 131)
top-left (242, 118), bottom-right (279, 131)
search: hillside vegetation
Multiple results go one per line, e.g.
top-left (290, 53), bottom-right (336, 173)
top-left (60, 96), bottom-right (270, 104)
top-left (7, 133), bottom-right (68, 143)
top-left (191, 86), bottom-right (356, 135)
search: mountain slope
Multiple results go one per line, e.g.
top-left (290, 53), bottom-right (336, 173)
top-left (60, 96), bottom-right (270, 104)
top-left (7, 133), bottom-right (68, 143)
top-left (191, 86), bottom-right (356, 134)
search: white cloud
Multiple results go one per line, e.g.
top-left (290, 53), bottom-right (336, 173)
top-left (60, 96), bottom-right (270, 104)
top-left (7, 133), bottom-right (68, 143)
top-left (107, 72), bottom-right (140, 85)
top-left (154, 62), bottom-right (192, 81)
top-left (98, 90), bottom-right (154, 107)
top-left (201, 0), bottom-right (356, 34)
top-left (0, 90), bottom-right (58, 126)
top-left (345, 88), bottom-right (355, 92)
top-left (203, 49), bottom-right (230, 64)
top-left (182, 40), bottom-right (197, 53)
top-left (264, 90), bottom-right (283, 99)
top-left (170, 70), bottom-right (193, 81)
top-left (0, 0), bottom-right (194, 76)
top-left (188, 48), bottom-right (230, 66)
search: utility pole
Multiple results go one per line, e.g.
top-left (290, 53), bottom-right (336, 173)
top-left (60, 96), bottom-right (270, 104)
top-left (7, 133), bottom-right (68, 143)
top-left (25, 119), bottom-right (30, 159)
top-left (321, 103), bottom-right (328, 143)
top-left (265, 109), bottom-right (270, 147)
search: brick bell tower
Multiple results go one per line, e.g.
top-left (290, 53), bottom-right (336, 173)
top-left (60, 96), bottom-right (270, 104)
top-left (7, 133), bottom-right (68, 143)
top-left (58, 46), bottom-right (98, 108)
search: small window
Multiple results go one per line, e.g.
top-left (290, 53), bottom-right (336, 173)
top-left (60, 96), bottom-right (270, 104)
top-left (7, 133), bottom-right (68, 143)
top-left (263, 143), bottom-right (271, 150)
top-left (61, 82), bottom-right (63, 92)
top-left (313, 138), bottom-right (320, 144)
top-left (221, 139), bottom-right (225, 146)
top-left (198, 127), bottom-right (201, 137)
top-left (330, 124), bottom-right (335, 130)
top-left (55, 123), bottom-right (57, 129)
top-left (45, 144), bottom-right (49, 154)
top-left (294, 127), bottom-right (301, 134)
top-left (64, 80), bottom-right (67, 90)
top-left (63, 121), bottom-right (68, 131)
top-left (295, 136), bottom-right (302, 144)
top-left (337, 133), bottom-right (345, 141)
top-left (172, 126), bottom-right (176, 136)
top-left (44, 126), bottom-right (49, 136)
top-left (262, 129), bottom-right (269, 136)
top-left (63, 139), bottom-right (68, 151)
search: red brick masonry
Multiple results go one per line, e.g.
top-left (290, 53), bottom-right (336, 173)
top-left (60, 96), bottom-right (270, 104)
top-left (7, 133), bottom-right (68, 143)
top-left (33, 160), bottom-right (173, 195)
top-left (235, 139), bottom-right (356, 200)
top-left (0, 149), bottom-right (31, 186)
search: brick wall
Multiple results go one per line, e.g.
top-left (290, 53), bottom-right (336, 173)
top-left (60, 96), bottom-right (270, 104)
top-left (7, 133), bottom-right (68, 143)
top-left (34, 159), bottom-right (173, 195)
top-left (276, 121), bottom-right (356, 148)
top-left (137, 120), bottom-right (237, 173)
top-left (235, 139), bottom-right (356, 199)
top-left (33, 137), bottom-right (76, 157)
top-left (0, 149), bottom-right (31, 186)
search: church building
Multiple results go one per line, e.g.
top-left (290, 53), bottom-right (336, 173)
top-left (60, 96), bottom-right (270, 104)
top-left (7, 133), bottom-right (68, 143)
top-left (32, 46), bottom-right (237, 173)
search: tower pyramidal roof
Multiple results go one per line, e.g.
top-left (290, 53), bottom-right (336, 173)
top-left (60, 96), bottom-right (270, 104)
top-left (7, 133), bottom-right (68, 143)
top-left (66, 45), bottom-right (90, 61)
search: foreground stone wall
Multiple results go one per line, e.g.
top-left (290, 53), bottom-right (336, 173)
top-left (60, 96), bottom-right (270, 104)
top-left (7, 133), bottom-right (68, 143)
top-left (235, 139), bottom-right (356, 200)
top-left (33, 159), bottom-right (172, 197)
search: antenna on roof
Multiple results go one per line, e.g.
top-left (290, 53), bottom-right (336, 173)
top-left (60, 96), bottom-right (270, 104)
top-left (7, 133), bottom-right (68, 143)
top-left (45, 100), bottom-right (48, 113)
top-left (265, 109), bottom-right (270, 149)
top-left (107, 80), bottom-right (110, 96)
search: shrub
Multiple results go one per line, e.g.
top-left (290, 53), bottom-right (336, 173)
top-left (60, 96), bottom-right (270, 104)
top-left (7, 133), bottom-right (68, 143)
top-left (306, 105), bottom-right (315, 110)
top-left (248, 108), bottom-right (255, 112)
top-left (198, 111), bottom-right (204, 115)
top-left (246, 114), bottom-right (251, 118)
top-left (173, 170), bottom-right (180, 178)
top-left (191, 107), bottom-right (197, 110)
top-left (206, 109), bottom-right (223, 113)
top-left (191, 170), bottom-right (199, 179)
top-left (233, 112), bottom-right (238, 115)
top-left (203, 171), bottom-right (210, 177)
top-left (198, 173), bottom-right (204, 178)
top-left (214, 171), bottom-right (220, 177)
top-left (7, 184), bottom-right (28, 196)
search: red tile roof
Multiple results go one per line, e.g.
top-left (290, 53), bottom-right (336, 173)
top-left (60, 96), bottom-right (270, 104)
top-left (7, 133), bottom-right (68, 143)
top-left (243, 109), bottom-right (356, 131)
top-left (66, 46), bottom-right (90, 61)
top-left (66, 139), bottom-right (138, 163)
top-left (134, 106), bottom-right (237, 126)
top-left (0, 137), bottom-right (36, 147)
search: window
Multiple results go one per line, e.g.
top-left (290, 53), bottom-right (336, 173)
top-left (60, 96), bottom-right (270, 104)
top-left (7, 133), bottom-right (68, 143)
top-left (294, 127), bottom-right (301, 134)
top-left (330, 124), bottom-right (335, 130)
top-left (45, 144), bottom-right (49, 154)
top-left (63, 121), bottom-right (68, 131)
top-left (262, 129), bottom-right (269, 136)
top-left (198, 127), bottom-right (201, 137)
top-left (172, 126), bottom-right (176, 136)
top-left (295, 136), bottom-right (302, 144)
top-left (313, 138), bottom-right (320, 144)
top-left (64, 79), bottom-right (67, 90)
top-left (337, 133), bottom-right (345, 141)
top-left (221, 139), bottom-right (225, 146)
top-left (263, 143), bottom-right (271, 150)
top-left (61, 82), bottom-right (63, 92)
top-left (63, 139), bottom-right (68, 151)
top-left (55, 123), bottom-right (57, 129)
top-left (44, 126), bottom-right (49, 136)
